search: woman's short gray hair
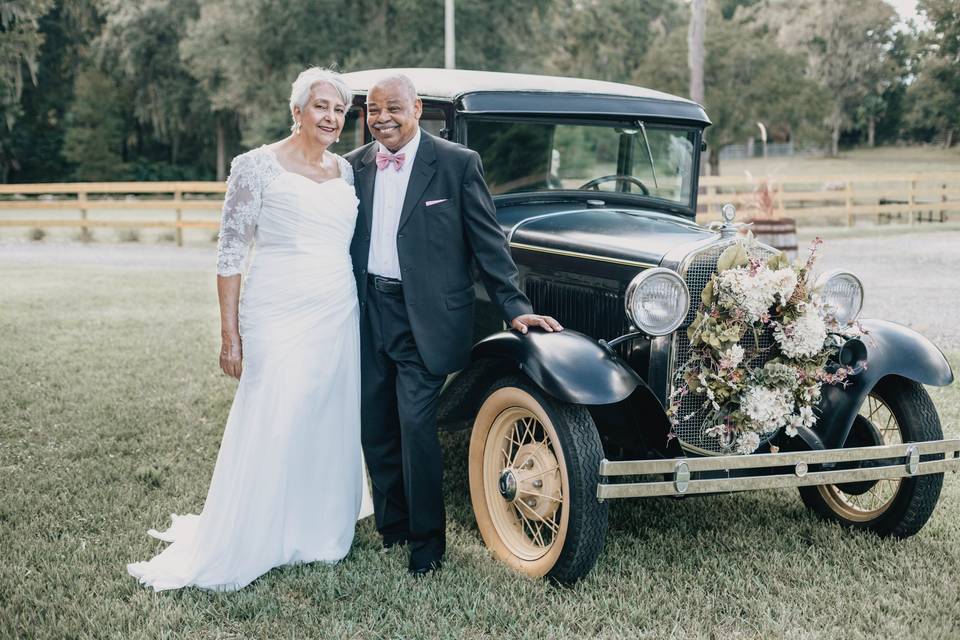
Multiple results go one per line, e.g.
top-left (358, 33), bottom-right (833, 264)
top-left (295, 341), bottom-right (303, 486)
top-left (289, 67), bottom-right (353, 122)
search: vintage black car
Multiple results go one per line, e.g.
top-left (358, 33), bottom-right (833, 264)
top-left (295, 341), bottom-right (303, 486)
top-left (338, 68), bottom-right (958, 584)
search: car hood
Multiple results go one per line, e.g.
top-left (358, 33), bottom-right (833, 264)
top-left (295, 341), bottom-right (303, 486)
top-left (502, 206), bottom-right (717, 267)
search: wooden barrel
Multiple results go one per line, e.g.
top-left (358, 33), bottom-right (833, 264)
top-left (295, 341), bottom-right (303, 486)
top-left (748, 217), bottom-right (798, 260)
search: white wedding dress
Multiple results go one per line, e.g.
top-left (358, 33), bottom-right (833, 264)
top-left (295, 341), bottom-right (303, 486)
top-left (127, 146), bottom-right (373, 592)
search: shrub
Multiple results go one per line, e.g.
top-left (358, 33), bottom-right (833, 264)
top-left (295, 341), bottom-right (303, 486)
top-left (28, 227), bottom-right (46, 241)
top-left (117, 228), bottom-right (141, 243)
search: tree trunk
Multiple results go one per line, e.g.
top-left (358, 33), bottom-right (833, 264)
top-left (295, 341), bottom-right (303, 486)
top-left (688, 0), bottom-right (707, 177)
top-left (867, 116), bottom-right (875, 148)
top-left (709, 145), bottom-right (720, 176)
top-left (944, 129), bottom-right (954, 149)
top-left (216, 113), bottom-right (226, 182)
top-left (688, 0), bottom-right (705, 105)
top-left (171, 133), bottom-right (179, 166)
top-left (830, 119), bottom-right (841, 157)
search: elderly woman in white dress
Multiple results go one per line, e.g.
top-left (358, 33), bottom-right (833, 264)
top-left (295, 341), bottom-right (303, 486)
top-left (128, 67), bottom-right (372, 592)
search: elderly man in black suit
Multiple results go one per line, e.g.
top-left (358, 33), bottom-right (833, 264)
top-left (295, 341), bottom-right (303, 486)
top-left (346, 74), bottom-right (561, 576)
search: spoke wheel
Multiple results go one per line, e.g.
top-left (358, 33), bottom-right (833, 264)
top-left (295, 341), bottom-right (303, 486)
top-left (799, 376), bottom-right (945, 538)
top-left (816, 394), bottom-right (902, 521)
top-left (469, 375), bottom-right (607, 584)
top-left (484, 407), bottom-right (566, 560)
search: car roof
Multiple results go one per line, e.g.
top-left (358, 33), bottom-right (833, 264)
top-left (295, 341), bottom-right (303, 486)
top-left (341, 68), bottom-right (710, 124)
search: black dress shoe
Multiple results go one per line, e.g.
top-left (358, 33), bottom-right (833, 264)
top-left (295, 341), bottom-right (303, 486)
top-left (408, 560), bottom-right (442, 577)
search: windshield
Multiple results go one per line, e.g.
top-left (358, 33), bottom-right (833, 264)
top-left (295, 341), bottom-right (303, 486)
top-left (466, 118), bottom-right (698, 208)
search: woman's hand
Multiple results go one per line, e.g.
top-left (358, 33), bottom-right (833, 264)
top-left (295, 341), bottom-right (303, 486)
top-left (220, 332), bottom-right (243, 379)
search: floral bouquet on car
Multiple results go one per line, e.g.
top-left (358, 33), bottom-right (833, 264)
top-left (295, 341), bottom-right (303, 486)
top-left (668, 235), bottom-right (858, 454)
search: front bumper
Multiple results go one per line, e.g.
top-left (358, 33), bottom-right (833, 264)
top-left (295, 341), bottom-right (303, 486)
top-left (597, 439), bottom-right (960, 500)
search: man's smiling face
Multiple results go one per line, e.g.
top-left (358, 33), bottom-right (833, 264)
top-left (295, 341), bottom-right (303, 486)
top-left (366, 77), bottom-right (422, 153)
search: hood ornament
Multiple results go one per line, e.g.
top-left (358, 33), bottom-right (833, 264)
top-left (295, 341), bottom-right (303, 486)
top-left (709, 203), bottom-right (751, 239)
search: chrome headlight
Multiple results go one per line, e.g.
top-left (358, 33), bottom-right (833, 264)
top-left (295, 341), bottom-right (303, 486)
top-left (624, 268), bottom-right (689, 336)
top-left (816, 270), bottom-right (864, 325)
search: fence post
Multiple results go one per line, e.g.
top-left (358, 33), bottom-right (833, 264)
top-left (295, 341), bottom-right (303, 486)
top-left (78, 190), bottom-right (88, 240)
top-left (908, 176), bottom-right (917, 226)
top-left (174, 189), bottom-right (183, 247)
top-left (845, 181), bottom-right (853, 227)
top-left (941, 183), bottom-right (948, 222)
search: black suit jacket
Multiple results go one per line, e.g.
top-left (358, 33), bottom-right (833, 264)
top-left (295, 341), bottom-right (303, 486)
top-left (347, 129), bottom-right (532, 375)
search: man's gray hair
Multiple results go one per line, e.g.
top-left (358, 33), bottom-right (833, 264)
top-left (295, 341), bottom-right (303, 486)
top-left (368, 73), bottom-right (418, 102)
top-left (289, 67), bottom-right (353, 122)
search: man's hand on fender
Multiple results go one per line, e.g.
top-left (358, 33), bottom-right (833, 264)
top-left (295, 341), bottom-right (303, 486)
top-left (510, 314), bottom-right (564, 334)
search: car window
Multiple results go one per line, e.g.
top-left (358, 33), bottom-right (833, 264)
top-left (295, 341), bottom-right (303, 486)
top-left (466, 119), bottom-right (697, 208)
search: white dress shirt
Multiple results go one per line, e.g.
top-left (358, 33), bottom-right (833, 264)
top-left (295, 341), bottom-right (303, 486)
top-left (367, 128), bottom-right (421, 280)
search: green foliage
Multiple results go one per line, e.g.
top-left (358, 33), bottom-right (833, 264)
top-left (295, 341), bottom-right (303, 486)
top-left (768, 0), bottom-right (899, 155)
top-left (4, 0), bottom-right (957, 182)
top-left (635, 5), bottom-right (828, 173)
top-left (0, 0), bottom-right (55, 180)
top-left (906, 0), bottom-right (960, 145)
top-left (62, 67), bottom-right (127, 180)
top-left (0, 0), bottom-right (54, 127)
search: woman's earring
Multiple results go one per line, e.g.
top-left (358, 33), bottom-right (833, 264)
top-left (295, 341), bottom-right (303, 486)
top-left (294, 121), bottom-right (302, 135)
top-left (335, 136), bottom-right (340, 143)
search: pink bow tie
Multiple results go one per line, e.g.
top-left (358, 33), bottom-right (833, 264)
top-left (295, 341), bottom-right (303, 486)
top-left (376, 151), bottom-right (406, 172)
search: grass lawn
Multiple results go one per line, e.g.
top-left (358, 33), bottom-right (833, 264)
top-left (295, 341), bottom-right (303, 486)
top-left (1, 263), bottom-right (958, 640)
top-left (721, 145), bottom-right (960, 178)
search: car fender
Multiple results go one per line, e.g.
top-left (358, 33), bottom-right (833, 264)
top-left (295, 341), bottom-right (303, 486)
top-left (816, 319), bottom-right (954, 449)
top-left (471, 328), bottom-right (645, 406)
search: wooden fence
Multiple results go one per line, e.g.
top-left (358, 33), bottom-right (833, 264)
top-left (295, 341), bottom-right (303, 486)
top-left (0, 182), bottom-right (225, 246)
top-left (698, 172), bottom-right (960, 225)
top-left (1, 172), bottom-right (958, 245)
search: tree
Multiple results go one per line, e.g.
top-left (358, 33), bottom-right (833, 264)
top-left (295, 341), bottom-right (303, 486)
top-left (62, 67), bottom-right (128, 180)
top-left (0, 0), bottom-right (54, 181)
top-left (768, 0), bottom-right (898, 156)
top-left (95, 0), bottom-right (211, 166)
top-left (635, 5), bottom-right (827, 174)
top-left (542, 0), bottom-right (683, 83)
top-left (906, 0), bottom-right (960, 146)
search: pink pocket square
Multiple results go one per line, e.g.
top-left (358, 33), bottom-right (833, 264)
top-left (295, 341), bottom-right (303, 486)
top-left (425, 199), bottom-right (448, 207)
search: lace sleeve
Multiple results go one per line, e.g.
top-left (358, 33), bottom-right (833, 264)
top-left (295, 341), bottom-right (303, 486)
top-left (337, 154), bottom-right (355, 186)
top-left (216, 153), bottom-right (262, 276)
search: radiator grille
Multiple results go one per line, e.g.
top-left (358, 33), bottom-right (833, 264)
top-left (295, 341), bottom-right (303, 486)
top-left (670, 241), bottom-right (779, 454)
top-left (525, 277), bottom-right (631, 342)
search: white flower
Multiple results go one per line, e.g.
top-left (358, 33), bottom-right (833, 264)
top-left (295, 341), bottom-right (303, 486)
top-left (719, 344), bottom-right (745, 370)
top-left (735, 431), bottom-right (761, 454)
top-left (799, 405), bottom-right (816, 428)
top-left (740, 384), bottom-right (794, 434)
top-left (772, 268), bottom-right (798, 304)
top-left (715, 265), bottom-right (799, 324)
top-left (704, 424), bottom-right (726, 437)
top-left (785, 414), bottom-right (803, 437)
top-left (774, 310), bottom-right (828, 359)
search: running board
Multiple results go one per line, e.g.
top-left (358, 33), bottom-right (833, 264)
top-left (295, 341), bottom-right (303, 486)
top-left (596, 439), bottom-right (960, 500)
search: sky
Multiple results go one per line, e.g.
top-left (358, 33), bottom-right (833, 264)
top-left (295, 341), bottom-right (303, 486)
top-left (886, 0), bottom-right (920, 23)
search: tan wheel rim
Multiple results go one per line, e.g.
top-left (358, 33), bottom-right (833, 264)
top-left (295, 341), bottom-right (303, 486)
top-left (817, 393), bottom-right (903, 522)
top-left (469, 386), bottom-right (570, 577)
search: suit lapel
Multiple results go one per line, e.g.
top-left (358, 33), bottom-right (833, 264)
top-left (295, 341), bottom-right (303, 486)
top-left (397, 130), bottom-right (437, 233)
top-left (355, 143), bottom-right (379, 234)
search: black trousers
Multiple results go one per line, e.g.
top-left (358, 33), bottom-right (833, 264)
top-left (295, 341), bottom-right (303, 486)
top-left (360, 281), bottom-right (447, 569)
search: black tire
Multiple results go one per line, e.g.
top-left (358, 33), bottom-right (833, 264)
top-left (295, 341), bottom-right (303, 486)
top-left (468, 374), bottom-right (608, 585)
top-left (799, 376), bottom-right (944, 538)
